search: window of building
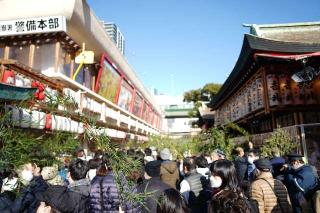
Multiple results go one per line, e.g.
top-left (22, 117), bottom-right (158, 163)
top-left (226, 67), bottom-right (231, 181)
top-left (33, 43), bottom-right (55, 73)
top-left (9, 45), bottom-right (30, 66)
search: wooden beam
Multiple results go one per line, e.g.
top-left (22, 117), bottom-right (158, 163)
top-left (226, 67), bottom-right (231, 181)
top-left (261, 67), bottom-right (270, 114)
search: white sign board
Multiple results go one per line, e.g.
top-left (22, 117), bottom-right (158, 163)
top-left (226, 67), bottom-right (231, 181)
top-left (0, 16), bottom-right (66, 36)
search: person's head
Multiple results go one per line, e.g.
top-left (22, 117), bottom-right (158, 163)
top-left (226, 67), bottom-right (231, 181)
top-left (287, 154), bottom-right (304, 170)
top-left (144, 160), bottom-right (161, 180)
top-left (76, 148), bottom-right (85, 159)
top-left (208, 189), bottom-right (250, 213)
top-left (160, 148), bottom-right (172, 161)
top-left (247, 149), bottom-right (260, 164)
top-left (235, 147), bottom-right (244, 157)
top-left (211, 149), bottom-right (225, 162)
top-left (88, 158), bottom-right (108, 176)
top-left (157, 188), bottom-right (190, 213)
top-left (253, 158), bottom-right (272, 179)
top-left (209, 159), bottom-right (239, 191)
top-left (144, 148), bottom-right (152, 156)
top-left (183, 157), bottom-right (196, 175)
top-left (203, 153), bottom-right (212, 164)
top-left (21, 162), bottom-right (41, 182)
top-left (68, 159), bottom-right (89, 183)
top-left (195, 155), bottom-right (208, 168)
top-left (127, 149), bottom-right (135, 156)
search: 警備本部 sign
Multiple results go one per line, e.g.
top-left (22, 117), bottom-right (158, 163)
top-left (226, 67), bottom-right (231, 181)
top-left (0, 16), bottom-right (66, 36)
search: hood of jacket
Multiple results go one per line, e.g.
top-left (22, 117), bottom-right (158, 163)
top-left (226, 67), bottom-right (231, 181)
top-left (68, 178), bottom-right (91, 197)
top-left (161, 161), bottom-right (177, 174)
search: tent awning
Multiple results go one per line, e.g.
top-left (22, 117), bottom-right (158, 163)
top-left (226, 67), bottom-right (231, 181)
top-left (0, 83), bottom-right (37, 101)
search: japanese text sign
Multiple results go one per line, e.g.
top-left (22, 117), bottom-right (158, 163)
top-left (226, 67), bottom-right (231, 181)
top-left (0, 16), bottom-right (66, 36)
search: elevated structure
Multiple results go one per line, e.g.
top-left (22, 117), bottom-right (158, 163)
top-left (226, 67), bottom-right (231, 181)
top-left (155, 94), bottom-right (200, 137)
top-left (0, 0), bottom-right (162, 143)
top-left (209, 21), bottom-right (320, 173)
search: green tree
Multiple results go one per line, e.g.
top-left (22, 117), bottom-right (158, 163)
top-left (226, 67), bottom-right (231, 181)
top-left (183, 83), bottom-right (222, 103)
top-left (261, 128), bottom-right (297, 157)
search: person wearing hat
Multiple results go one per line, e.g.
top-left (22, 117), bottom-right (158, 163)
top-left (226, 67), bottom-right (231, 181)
top-left (283, 154), bottom-right (319, 213)
top-left (159, 148), bottom-right (179, 189)
top-left (137, 160), bottom-right (171, 213)
top-left (250, 158), bottom-right (292, 213)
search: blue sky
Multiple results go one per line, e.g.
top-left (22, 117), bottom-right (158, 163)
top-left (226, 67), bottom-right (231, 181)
top-left (87, 0), bottom-right (320, 96)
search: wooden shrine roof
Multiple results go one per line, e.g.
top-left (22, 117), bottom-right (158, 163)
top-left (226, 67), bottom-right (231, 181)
top-left (209, 34), bottom-right (320, 110)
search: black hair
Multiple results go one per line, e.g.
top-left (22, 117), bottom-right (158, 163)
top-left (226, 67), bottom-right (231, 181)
top-left (88, 158), bottom-right (102, 170)
top-left (144, 148), bottom-right (152, 156)
top-left (157, 188), bottom-right (190, 213)
top-left (248, 149), bottom-right (260, 157)
top-left (195, 155), bottom-right (208, 168)
top-left (183, 157), bottom-right (196, 172)
top-left (127, 149), bottom-right (135, 156)
top-left (69, 159), bottom-right (89, 181)
top-left (208, 189), bottom-right (250, 213)
top-left (210, 159), bottom-right (239, 192)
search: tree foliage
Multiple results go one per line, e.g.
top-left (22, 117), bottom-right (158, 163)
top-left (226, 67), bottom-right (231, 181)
top-left (127, 122), bottom-right (249, 160)
top-left (183, 83), bottom-right (222, 103)
top-left (261, 128), bottom-right (297, 157)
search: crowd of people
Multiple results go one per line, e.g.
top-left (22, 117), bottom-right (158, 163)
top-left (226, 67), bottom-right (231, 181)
top-left (0, 142), bottom-right (319, 213)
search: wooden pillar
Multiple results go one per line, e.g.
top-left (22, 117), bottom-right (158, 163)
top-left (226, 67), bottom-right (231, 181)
top-left (54, 42), bottom-right (60, 72)
top-left (70, 59), bottom-right (75, 79)
top-left (299, 112), bottom-right (304, 124)
top-left (4, 46), bottom-right (9, 59)
top-left (294, 112), bottom-right (299, 125)
top-left (91, 76), bottom-right (96, 91)
top-left (271, 111), bottom-right (276, 130)
top-left (29, 44), bottom-right (35, 68)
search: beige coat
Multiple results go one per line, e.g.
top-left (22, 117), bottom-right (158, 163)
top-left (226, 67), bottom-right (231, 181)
top-left (250, 172), bottom-right (292, 213)
top-left (160, 161), bottom-right (179, 189)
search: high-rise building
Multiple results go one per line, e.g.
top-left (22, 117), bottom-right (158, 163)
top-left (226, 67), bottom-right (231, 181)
top-left (101, 21), bottom-right (125, 55)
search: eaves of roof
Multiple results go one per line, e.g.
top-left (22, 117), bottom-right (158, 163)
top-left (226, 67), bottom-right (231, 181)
top-left (209, 34), bottom-right (320, 109)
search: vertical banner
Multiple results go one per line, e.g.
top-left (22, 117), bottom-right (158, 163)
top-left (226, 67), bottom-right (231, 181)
top-left (266, 74), bottom-right (281, 106)
top-left (279, 74), bottom-right (293, 105)
top-left (304, 81), bottom-right (317, 105)
top-left (291, 81), bottom-right (304, 105)
top-left (251, 80), bottom-right (258, 111)
top-left (256, 78), bottom-right (264, 109)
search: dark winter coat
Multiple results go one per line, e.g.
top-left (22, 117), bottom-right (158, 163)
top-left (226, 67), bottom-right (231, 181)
top-left (11, 175), bottom-right (48, 213)
top-left (89, 172), bottom-right (140, 213)
top-left (0, 191), bottom-right (15, 213)
top-left (284, 165), bottom-right (319, 213)
top-left (160, 160), bottom-right (179, 189)
top-left (137, 177), bottom-right (171, 213)
top-left (36, 178), bottom-right (91, 213)
top-left (234, 156), bottom-right (248, 183)
top-left (270, 157), bottom-right (285, 181)
top-left (185, 170), bottom-right (211, 213)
